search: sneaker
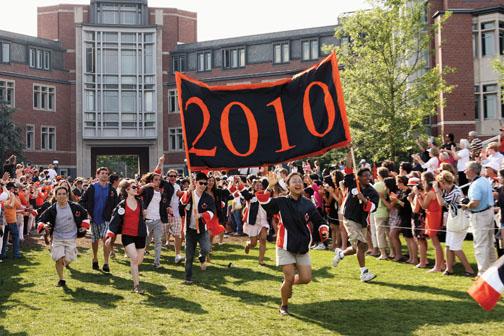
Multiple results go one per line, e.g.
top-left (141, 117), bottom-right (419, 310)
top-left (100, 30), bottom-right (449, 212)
top-left (92, 261), bottom-right (99, 270)
top-left (312, 243), bottom-right (326, 250)
top-left (360, 270), bottom-right (376, 282)
top-left (279, 305), bottom-right (289, 316)
top-left (183, 279), bottom-right (193, 285)
top-left (57, 279), bottom-right (67, 287)
top-left (174, 255), bottom-right (185, 264)
top-left (332, 248), bottom-right (344, 267)
top-left (102, 264), bottom-right (110, 273)
top-left (153, 262), bottom-right (161, 269)
top-left (132, 285), bottom-right (145, 294)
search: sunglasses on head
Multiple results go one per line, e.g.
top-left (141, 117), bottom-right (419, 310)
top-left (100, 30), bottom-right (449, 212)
top-left (198, 181), bottom-right (208, 186)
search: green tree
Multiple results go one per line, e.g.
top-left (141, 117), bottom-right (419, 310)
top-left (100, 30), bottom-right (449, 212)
top-left (0, 103), bottom-right (23, 164)
top-left (327, 0), bottom-right (452, 163)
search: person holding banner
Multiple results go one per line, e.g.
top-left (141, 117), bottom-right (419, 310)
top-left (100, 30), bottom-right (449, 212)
top-left (180, 172), bottom-right (216, 284)
top-left (332, 151), bottom-right (379, 282)
top-left (256, 171), bottom-right (328, 316)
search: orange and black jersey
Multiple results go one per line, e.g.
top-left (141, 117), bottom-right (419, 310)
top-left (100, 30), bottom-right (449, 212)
top-left (256, 192), bottom-right (328, 254)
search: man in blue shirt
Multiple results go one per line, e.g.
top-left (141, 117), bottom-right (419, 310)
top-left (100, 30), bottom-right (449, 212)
top-left (80, 167), bottom-right (119, 272)
top-left (462, 161), bottom-right (497, 276)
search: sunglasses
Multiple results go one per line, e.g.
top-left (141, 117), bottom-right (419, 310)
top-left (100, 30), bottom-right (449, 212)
top-left (198, 181), bottom-right (208, 186)
top-left (168, 175), bottom-right (177, 178)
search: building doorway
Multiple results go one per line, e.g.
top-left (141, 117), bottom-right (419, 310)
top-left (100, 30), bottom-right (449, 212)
top-left (91, 147), bottom-right (149, 178)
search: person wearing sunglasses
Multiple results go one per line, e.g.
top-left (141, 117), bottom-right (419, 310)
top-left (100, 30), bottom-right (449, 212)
top-left (179, 172), bottom-right (216, 284)
top-left (106, 179), bottom-right (147, 294)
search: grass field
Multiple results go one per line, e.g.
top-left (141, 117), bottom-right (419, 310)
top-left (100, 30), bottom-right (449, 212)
top-left (0, 238), bottom-right (503, 336)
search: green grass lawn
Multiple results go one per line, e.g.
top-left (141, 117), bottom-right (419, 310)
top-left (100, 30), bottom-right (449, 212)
top-left (0, 239), bottom-right (503, 336)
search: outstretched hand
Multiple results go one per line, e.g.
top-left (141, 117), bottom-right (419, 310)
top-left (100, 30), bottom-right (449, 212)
top-left (266, 171), bottom-right (278, 189)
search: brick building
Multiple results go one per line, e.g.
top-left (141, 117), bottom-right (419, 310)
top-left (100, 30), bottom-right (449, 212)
top-left (0, 0), bottom-right (502, 176)
top-left (429, 0), bottom-right (504, 140)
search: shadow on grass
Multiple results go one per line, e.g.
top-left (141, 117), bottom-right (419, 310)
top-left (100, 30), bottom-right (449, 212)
top-left (62, 286), bottom-right (124, 308)
top-left (369, 281), bottom-right (469, 300)
top-left (0, 241), bottom-right (42, 335)
top-left (143, 292), bottom-right (207, 314)
top-left (289, 298), bottom-right (504, 335)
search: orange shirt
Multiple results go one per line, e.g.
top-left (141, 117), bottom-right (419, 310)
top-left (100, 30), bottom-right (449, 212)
top-left (3, 195), bottom-right (21, 224)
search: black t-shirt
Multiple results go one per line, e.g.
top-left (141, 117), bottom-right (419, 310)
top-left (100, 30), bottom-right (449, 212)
top-left (343, 174), bottom-right (379, 227)
top-left (397, 189), bottom-right (412, 227)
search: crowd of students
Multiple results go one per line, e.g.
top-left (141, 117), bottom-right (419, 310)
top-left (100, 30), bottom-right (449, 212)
top-left (1, 129), bottom-right (504, 315)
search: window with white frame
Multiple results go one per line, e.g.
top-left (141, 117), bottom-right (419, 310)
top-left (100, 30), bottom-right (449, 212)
top-left (41, 126), bottom-right (56, 151)
top-left (472, 23), bottom-right (479, 58)
top-left (33, 85), bottom-right (55, 111)
top-left (168, 89), bottom-right (179, 113)
top-left (483, 84), bottom-right (498, 119)
top-left (29, 48), bottom-right (50, 70)
top-left (25, 125), bottom-right (34, 150)
top-left (223, 47), bottom-right (245, 69)
top-left (197, 51), bottom-right (212, 72)
top-left (0, 79), bottom-right (14, 106)
top-left (302, 39), bottom-right (319, 61)
top-left (474, 85), bottom-right (480, 119)
top-left (481, 21), bottom-right (496, 57)
top-left (0, 42), bottom-right (10, 63)
top-left (169, 127), bottom-right (184, 151)
top-left (173, 55), bottom-right (186, 73)
top-left (273, 42), bottom-right (290, 64)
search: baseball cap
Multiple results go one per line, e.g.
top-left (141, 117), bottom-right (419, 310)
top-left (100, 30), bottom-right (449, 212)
top-left (407, 177), bottom-right (420, 186)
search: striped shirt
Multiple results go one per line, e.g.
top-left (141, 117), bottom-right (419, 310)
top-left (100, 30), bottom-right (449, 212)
top-left (470, 138), bottom-right (483, 159)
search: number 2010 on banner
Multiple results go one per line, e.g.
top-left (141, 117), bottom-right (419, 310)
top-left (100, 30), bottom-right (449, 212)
top-left (185, 81), bottom-right (336, 158)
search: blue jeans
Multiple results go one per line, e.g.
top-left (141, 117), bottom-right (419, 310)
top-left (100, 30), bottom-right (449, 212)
top-left (185, 229), bottom-right (211, 281)
top-left (231, 210), bottom-right (243, 234)
top-left (1, 223), bottom-right (21, 258)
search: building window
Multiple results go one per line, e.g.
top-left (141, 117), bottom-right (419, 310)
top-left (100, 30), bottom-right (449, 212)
top-left (302, 39), bottom-right (319, 61)
top-left (0, 42), bottom-right (10, 63)
top-left (33, 85), bottom-right (55, 111)
top-left (168, 89), bottom-right (179, 113)
top-left (25, 125), bottom-right (34, 150)
top-left (474, 85), bottom-right (480, 119)
top-left (41, 126), bottom-right (56, 151)
top-left (473, 23), bottom-right (479, 58)
top-left (173, 55), bottom-right (186, 73)
top-left (223, 47), bottom-right (245, 69)
top-left (273, 42), bottom-right (290, 64)
top-left (500, 21), bottom-right (504, 55)
top-left (481, 22), bottom-right (496, 57)
top-left (169, 128), bottom-right (184, 152)
top-left (29, 48), bottom-right (50, 70)
top-left (97, 3), bottom-right (142, 25)
top-left (0, 79), bottom-right (15, 106)
top-left (197, 51), bottom-right (212, 72)
top-left (483, 84), bottom-right (498, 119)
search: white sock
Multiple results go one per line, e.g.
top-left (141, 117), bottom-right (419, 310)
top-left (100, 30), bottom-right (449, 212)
top-left (360, 267), bottom-right (368, 274)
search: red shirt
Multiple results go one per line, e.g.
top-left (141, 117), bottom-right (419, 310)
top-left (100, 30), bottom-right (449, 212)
top-left (122, 201), bottom-right (140, 236)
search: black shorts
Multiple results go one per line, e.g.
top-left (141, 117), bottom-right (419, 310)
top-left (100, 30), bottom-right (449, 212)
top-left (122, 235), bottom-right (146, 249)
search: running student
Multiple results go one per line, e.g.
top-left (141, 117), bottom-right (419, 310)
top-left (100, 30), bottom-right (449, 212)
top-left (332, 151), bottom-right (379, 282)
top-left (256, 171), bottom-right (328, 316)
top-left (80, 167), bottom-right (119, 273)
top-left (37, 186), bottom-right (89, 286)
top-left (180, 172), bottom-right (216, 284)
top-left (106, 179), bottom-right (147, 293)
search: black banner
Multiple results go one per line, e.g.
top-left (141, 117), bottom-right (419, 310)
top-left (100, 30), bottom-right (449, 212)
top-left (175, 52), bottom-right (351, 170)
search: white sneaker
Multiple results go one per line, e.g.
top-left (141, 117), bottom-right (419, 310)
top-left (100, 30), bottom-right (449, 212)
top-left (313, 243), bottom-right (326, 250)
top-left (175, 255), bottom-right (185, 264)
top-left (360, 270), bottom-right (376, 282)
top-left (332, 248), bottom-right (344, 267)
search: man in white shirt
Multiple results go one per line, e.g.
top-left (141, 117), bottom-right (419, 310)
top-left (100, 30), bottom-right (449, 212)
top-left (46, 164), bottom-right (58, 180)
top-left (165, 169), bottom-right (185, 264)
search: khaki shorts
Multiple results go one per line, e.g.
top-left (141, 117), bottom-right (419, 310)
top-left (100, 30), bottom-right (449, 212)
top-left (51, 239), bottom-right (77, 264)
top-left (276, 247), bottom-right (311, 266)
top-left (344, 219), bottom-right (368, 247)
